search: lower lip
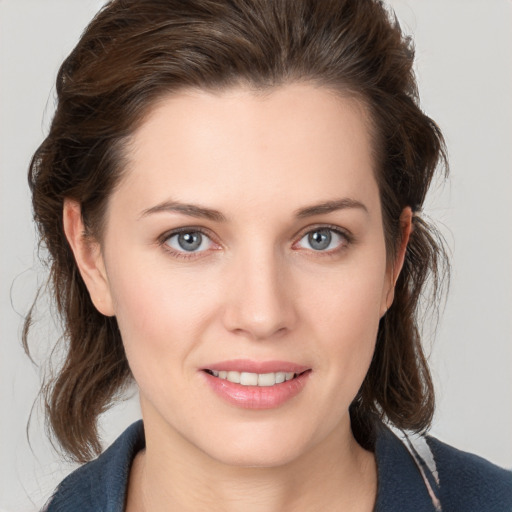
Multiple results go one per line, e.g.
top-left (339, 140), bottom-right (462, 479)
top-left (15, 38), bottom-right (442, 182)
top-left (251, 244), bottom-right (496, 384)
top-left (202, 371), bottom-right (311, 409)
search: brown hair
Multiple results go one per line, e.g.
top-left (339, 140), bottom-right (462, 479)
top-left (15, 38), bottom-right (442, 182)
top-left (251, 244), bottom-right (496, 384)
top-left (25, 0), bottom-right (449, 462)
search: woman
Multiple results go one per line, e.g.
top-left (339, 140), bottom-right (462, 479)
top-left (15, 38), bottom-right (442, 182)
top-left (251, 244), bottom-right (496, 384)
top-left (23, 0), bottom-right (512, 511)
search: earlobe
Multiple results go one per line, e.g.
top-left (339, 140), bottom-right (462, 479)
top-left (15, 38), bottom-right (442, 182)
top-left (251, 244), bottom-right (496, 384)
top-left (62, 199), bottom-right (115, 316)
top-left (381, 207), bottom-right (413, 315)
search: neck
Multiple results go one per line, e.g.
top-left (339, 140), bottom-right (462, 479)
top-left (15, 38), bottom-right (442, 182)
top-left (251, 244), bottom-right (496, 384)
top-left (127, 415), bottom-right (377, 512)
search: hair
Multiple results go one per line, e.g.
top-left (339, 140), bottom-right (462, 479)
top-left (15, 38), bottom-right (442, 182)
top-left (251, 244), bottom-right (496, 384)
top-left (25, 0), bottom-right (449, 462)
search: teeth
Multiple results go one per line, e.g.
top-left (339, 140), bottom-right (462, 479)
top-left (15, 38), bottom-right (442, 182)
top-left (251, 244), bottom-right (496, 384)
top-left (240, 372), bottom-right (258, 385)
top-left (258, 373), bottom-right (276, 386)
top-left (210, 370), bottom-right (298, 386)
top-left (227, 371), bottom-right (241, 384)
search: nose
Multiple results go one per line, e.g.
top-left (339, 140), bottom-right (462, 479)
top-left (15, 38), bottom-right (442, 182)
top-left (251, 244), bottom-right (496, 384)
top-left (221, 247), bottom-right (297, 341)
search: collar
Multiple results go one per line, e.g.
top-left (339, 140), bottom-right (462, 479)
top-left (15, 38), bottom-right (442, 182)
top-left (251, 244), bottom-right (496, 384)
top-left (46, 419), bottom-right (438, 511)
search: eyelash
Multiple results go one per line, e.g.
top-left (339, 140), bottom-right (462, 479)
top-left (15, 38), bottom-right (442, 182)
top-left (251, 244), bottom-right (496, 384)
top-left (158, 224), bottom-right (353, 261)
top-left (157, 226), bottom-right (217, 261)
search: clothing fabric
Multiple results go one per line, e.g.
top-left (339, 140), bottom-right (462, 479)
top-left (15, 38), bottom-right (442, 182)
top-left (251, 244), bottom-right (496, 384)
top-left (44, 420), bottom-right (512, 512)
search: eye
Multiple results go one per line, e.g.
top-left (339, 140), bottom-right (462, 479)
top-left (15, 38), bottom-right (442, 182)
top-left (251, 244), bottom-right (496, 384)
top-left (295, 227), bottom-right (349, 252)
top-left (164, 229), bottom-right (214, 255)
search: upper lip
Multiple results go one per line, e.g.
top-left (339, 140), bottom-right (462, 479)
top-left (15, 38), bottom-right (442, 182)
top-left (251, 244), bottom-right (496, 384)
top-left (202, 359), bottom-right (310, 374)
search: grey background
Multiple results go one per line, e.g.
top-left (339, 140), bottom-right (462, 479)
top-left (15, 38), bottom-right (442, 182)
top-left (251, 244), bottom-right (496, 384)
top-left (1, 0), bottom-right (511, 510)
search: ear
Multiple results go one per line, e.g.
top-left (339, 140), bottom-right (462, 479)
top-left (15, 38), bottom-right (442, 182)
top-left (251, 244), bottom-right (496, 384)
top-left (381, 207), bottom-right (413, 315)
top-left (62, 199), bottom-right (115, 316)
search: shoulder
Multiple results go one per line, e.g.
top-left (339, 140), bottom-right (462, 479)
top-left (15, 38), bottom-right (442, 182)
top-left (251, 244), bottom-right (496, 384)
top-left (426, 435), bottom-right (512, 512)
top-left (374, 423), bottom-right (512, 512)
top-left (43, 420), bottom-right (145, 512)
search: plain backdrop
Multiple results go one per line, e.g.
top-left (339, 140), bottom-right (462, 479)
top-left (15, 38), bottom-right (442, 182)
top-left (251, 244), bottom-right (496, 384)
top-left (1, 1), bottom-right (511, 510)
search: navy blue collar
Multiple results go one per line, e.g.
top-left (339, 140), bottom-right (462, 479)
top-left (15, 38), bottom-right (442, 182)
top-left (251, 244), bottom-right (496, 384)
top-left (44, 420), bottom-right (443, 511)
top-left (373, 423), bottom-right (438, 511)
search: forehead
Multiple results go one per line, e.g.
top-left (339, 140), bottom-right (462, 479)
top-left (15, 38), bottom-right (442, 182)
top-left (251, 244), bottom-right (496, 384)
top-left (115, 83), bottom-right (379, 219)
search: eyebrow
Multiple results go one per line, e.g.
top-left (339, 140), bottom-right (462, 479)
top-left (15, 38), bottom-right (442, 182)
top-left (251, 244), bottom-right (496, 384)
top-left (140, 201), bottom-right (227, 222)
top-left (139, 197), bottom-right (368, 222)
top-left (294, 198), bottom-right (368, 218)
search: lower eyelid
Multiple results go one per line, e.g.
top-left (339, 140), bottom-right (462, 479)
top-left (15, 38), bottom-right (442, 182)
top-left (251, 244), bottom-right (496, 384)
top-left (158, 226), bottom-right (351, 259)
top-left (167, 231), bottom-right (212, 249)
top-left (294, 228), bottom-right (351, 251)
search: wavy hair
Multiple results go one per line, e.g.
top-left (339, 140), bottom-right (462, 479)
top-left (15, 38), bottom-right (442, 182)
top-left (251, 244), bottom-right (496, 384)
top-left (25, 0), bottom-right (449, 462)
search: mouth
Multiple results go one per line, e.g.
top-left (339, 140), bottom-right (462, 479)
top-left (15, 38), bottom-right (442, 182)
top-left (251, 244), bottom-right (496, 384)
top-left (201, 360), bottom-right (311, 408)
top-left (203, 369), bottom-right (306, 387)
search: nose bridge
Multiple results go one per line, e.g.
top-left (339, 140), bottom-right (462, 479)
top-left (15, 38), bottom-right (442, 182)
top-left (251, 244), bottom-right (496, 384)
top-left (222, 239), bottom-right (296, 340)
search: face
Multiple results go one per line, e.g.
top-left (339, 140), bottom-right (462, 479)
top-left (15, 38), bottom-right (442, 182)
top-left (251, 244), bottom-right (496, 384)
top-left (77, 84), bottom-right (401, 467)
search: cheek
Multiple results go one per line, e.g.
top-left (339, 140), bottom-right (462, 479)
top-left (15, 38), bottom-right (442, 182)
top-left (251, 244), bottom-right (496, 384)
top-left (304, 256), bottom-right (387, 333)
top-left (301, 255), bottom-right (387, 382)
top-left (103, 255), bottom-right (242, 403)
top-left (104, 255), bottom-right (217, 361)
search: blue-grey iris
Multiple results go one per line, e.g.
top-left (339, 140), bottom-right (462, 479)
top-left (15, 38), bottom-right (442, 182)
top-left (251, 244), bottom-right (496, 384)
top-left (309, 229), bottom-right (331, 250)
top-left (178, 232), bottom-right (202, 251)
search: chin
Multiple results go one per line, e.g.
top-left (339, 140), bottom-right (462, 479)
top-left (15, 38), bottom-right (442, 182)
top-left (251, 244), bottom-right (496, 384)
top-left (191, 420), bottom-right (322, 469)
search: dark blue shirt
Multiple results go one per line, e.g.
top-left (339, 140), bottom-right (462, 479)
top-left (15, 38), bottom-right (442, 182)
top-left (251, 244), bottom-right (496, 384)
top-left (44, 420), bottom-right (512, 511)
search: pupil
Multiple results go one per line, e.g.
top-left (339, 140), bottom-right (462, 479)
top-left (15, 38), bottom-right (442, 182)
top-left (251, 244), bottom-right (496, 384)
top-left (309, 230), bottom-right (331, 250)
top-left (178, 232), bottom-right (202, 251)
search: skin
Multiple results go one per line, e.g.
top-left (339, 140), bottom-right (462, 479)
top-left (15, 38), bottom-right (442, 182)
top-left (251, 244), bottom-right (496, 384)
top-left (64, 83), bottom-right (411, 512)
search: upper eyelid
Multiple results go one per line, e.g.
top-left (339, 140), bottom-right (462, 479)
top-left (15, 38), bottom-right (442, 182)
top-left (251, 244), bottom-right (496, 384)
top-left (158, 226), bottom-right (217, 244)
top-left (160, 223), bottom-right (350, 238)
top-left (294, 223), bottom-right (353, 242)
top-left (158, 223), bottom-right (353, 251)
top-left (159, 229), bottom-right (219, 259)
top-left (302, 223), bottom-right (349, 235)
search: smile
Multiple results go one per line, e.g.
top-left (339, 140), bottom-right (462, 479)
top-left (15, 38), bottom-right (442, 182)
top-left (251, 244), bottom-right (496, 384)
top-left (202, 363), bottom-right (311, 409)
top-left (204, 370), bottom-right (297, 387)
